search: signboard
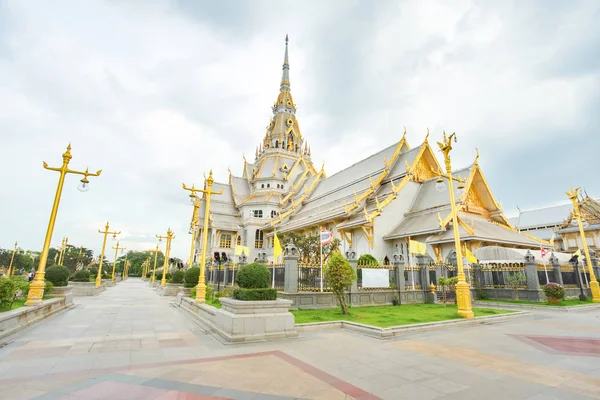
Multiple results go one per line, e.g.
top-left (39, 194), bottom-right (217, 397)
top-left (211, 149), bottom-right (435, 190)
top-left (361, 268), bottom-right (390, 288)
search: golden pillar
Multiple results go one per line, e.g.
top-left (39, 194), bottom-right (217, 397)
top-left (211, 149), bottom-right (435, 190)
top-left (26, 145), bottom-right (101, 305)
top-left (157, 229), bottom-right (175, 287)
top-left (96, 223), bottom-right (120, 287)
top-left (436, 132), bottom-right (474, 319)
top-left (111, 242), bottom-right (126, 283)
top-left (7, 242), bottom-right (18, 278)
top-left (149, 243), bottom-right (160, 283)
top-left (566, 187), bottom-right (600, 302)
top-left (184, 171), bottom-right (223, 303)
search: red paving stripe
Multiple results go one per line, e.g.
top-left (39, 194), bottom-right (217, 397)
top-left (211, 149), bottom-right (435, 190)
top-left (274, 351), bottom-right (382, 400)
top-left (508, 334), bottom-right (600, 358)
top-left (157, 391), bottom-right (229, 400)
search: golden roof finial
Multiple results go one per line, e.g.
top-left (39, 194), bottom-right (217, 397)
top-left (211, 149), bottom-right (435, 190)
top-left (402, 126), bottom-right (407, 138)
top-left (474, 148), bottom-right (479, 166)
top-left (242, 154), bottom-right (247, 164)
top-left (424, 128), bottom-right (430, 144)
top-left (321, 161), bottom-right (325, 172)
top-left (255, 147), bottom-right (258, 158)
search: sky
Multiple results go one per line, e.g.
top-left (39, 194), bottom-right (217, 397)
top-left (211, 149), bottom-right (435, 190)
top-left (1, 0), bottom-right (599, 259)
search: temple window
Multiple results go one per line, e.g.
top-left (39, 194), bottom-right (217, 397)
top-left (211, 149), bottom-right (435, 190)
top-left (236, 235), bottom-right (242, 246)
top-left (275, 140), bottom-right (279, 148)
top-left (255, 230), bottom-right (264, 248)
top-left (251, 210), bottom-right (263, 218)
top-left (267, 184), bottom-right (270, 188)
top-left (219, 234), bottom-right (232, 248)
top-left (261, 184), bottom-right (264, 188)
top-left (271, 210), bottom-right (277, 218)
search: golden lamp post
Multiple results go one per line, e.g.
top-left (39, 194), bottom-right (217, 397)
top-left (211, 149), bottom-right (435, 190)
top-left (96, 223), bottom-right (121, 287)
top-left (149, 243), bottom-right (160, 283)
top-left (58, 237), bottom-right (69, 265)
top-left (566, 187), bottom-right (600, 302)
top-left (184, 171), bottom-right (222, 303)
top-left (111, 242), bottom-right (126, 283)
top-left (26, 145), bottom-right (102, 305)
top-left (182, 183), bottom-right (202, 268)
top-left (7, 242), bottom-right (19, 278)
top-left (434, 132), bottom-right (474, 319)
top-left (156, 229), bottom-right (175, 287)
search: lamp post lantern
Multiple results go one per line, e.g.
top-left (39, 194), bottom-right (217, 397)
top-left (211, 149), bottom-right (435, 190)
top-left (26, 144), bottom-right (102, 305)
top-left (434, 132), bottom-right (474, 319)
top-left (157, 229), bottom-right (175, 287)
top-left (184, 171), bottom-right (223, 303)
top-left (566, 187), bottom-right (600, 302)
top-left (96, 223), bottom-right (120, 287)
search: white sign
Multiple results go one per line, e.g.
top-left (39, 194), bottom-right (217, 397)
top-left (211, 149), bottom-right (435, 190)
top-left (362, 268), bottom-right (390, 288)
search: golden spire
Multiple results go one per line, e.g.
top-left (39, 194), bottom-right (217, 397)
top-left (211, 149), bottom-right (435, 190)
top-left (474, 148), bottom-right (479, 166)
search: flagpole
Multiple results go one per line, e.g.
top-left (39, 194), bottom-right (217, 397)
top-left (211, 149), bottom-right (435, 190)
top-left (320, 234), bottom-right (324, 293)
top-left (543, 258), bottom-right (549, 284)
top-left (272, 231), bottom-right (276, 289)
top-left (411, 252), bottom-right (415, 290)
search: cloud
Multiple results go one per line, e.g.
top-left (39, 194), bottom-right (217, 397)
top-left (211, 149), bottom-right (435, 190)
top-left (0, 0), bottom-right (599, 258)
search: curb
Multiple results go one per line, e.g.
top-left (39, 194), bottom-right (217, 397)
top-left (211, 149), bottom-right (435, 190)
top-left (473, 301), bottom-right (600, 312)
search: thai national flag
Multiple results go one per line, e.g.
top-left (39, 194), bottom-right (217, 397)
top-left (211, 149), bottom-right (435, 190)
top-left (540, 247), bottom-right (549, 258)
top-left (320, 229), bottom-right (332, 245)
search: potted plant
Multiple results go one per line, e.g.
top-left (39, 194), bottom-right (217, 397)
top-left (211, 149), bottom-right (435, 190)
top-left (542, 282), bottom-right (565, 304)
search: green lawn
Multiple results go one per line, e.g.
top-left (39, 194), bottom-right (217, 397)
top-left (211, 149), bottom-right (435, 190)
top-left (291, 304), bottom-right (513, 328)
top-left (0, 299), bottom-right (26, 313)
top-left (477, 298), bottom-right (594, 307)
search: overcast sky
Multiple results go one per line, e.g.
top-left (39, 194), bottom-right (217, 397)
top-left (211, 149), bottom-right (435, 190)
top-left (1, 0), bottom-right (599, 259)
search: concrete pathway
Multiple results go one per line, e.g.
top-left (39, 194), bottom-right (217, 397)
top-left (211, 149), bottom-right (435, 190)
top-left (0, 279), bottom-right (599, 399)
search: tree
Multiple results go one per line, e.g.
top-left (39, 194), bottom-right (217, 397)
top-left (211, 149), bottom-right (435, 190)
top-left (437, 276), bottom-right (458, 306)
top-left (324, 253), bottom-right (356, 315)
top-left (278, 232), bottom-right (341, 264)
top-left (507, 272), bottom-right (526, 300)
top-left (116, 250), bottom-right (164, 276)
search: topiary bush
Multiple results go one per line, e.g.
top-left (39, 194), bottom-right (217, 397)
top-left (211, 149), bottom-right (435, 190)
top-left (233, 287), bottom-right (277, 301)
top-left (45, 265), bottom-right (70, 287)
top-left (156, 272), bottom-right (172, 281)
top-left (184, 267), bottom-right (200, 288)
top-left (357, 254), bottom-right (378, 266)
top-left (170, 270), bottom-right (184, 284)
top-left (543, 282), bottom-right (565, 300)
top-left (45, 280), bottom-right (54, 295)
top-left (71, 270), bottom-right (90, 282)
top-left (11, 276), bottom-right (30, 298)
top-left (0, 277), bottom-right (17, 309)
top-left (235, 263), bottom-right (270, 289)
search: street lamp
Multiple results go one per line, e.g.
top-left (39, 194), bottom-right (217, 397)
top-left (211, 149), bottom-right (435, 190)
top-left (149, 241), bottom-right (161, 283)
top-left (566, 187), bottom-right (600, 302)
top-left (157, 229), bottom-right (175, 287)
top-left (96, 223), bottom-right (121, 287)
top-left (182, 183), bottom-right (202, 269)
top-left (568, 254), bottom-right (587, 301)
top-left (183, 171), bottom-right (223, 303)
top-left (111, 242), bottom-right (126, 283)
top-left (434, 132), bottom-right (474, 319)
top-left (26, 144), bottom-right (102, 305)
top-left (7, 242), bottom-right (19, 278)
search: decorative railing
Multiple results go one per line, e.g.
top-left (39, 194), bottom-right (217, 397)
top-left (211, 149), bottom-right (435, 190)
top-left (298, 263), bottom-right (330, 292)
top-left (473, 263), bottom-right (527, 289)
top-left (268, 262), bottom-right (285, 291)
top-left (356, 264), bottom-right (396, 291)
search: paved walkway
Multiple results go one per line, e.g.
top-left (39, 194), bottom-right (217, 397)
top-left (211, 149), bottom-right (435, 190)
top-left (0, 279), bottom-right (599, 399)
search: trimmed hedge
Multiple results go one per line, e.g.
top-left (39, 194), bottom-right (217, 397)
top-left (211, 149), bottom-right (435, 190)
top-left (45, 265), bottom-right (70, 287)
top-left (71, 270), bottom-right (90, 282)
top-left (233, 288), bottom-right (277, 301)
top-left (184, 267), bottom-right (200, 288)
top-left (235, 263), bottom-right (270, 289)
top-left (170, 270), bottom-right (184, 284)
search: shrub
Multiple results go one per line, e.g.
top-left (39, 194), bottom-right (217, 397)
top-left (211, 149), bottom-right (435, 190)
top-left (11, 276), bottom-right (30, 298)
top-left (170, 270), bottom-right (184, 284)
top-left (184, 267), bottom-right (200, 288)
top-left (215, 286), bottom-right (234, 299)
top-left (0, 277), bottom-right (17, 309)
top-left (156, 272), bottom-right (172, 281)
top-left (235, 263), bottom-right (270, 289)
top-left (45, 280), bottom-right (54, 295)
top-left (101, 273), bottom-right (112, 279)
top-left (476, 289), bottom-right (489, 300)
top-left (233, 288), bottom-right (277, 301)
top-left (89, 267), bottom-right (98, 277)
top-left (357, 254), bottom-right (378, 266)
top-left (543, 282), bottom-right (565, 300)
top-left (324, 253), bottom-right (356, 314)
top-left (146, 271), bottom-right (152, 278)
top-left (71, 270), bottom-right (90, 282)
top-left (45, 265), bottom-right (70, 287)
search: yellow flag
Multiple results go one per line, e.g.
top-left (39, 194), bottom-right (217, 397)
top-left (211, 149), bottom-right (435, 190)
top-left (409, 239), bottom-right (426, 255)
top-left (465, 248), bottom-right (478, 264)
top-left (573, 248), bottom-right (581, 258)
top-left (274, 233), bottom-right (282, 260)
top-left (234, 245), bottom-right (249, 256)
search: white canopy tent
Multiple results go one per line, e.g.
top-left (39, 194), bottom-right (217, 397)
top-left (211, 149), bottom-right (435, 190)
top-left (472, 246), bottom-right (573, 265)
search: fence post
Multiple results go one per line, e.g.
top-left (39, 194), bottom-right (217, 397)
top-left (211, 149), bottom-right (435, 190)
top-left (283, 244), bottom-right (299, 293)
top-left (417, 254), bottom-right (430, 289)
top-left (223, 262), bottom-right (229, 287)
top-left (524, 250), bottom-right (540, 292)
top-left (549, 253), bottom-right (562, 285)
top-left (345, 247), bottom-right (358, 293)
top-left (392, 251), bottom-right (405, 291)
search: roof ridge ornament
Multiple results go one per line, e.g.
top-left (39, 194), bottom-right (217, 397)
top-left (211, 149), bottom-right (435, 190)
top-left (474, 148), bottom-right (479, 166)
